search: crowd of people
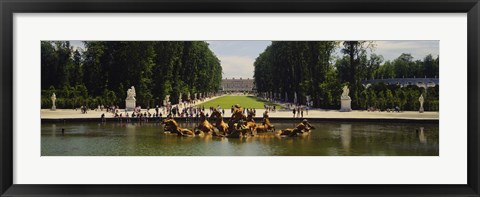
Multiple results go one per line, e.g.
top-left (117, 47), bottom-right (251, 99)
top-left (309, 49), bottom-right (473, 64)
top-left (76, 104), bottom-right (121, 114)
top-left (263, 104), bottom-right (276, 112)
top-left (95, 102), bottom-right (312, 122)
top-left (367, 106), bottom-right (401, 112)
top-left (98, 102), bottom-right (226, 123)
top-left (292, 106), bottom-right (308, 118)
top-left (100, 105), bottom-right (164, 123)
top-left (75, 94), bottom-right (316, 122)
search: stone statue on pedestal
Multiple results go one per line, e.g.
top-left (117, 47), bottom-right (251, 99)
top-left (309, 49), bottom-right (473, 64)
top-left (419, 94), bottom-right (424, 113)
top-left (51, 93), bottom-right (56, 111)
top-left (125, 86), bottom-right (136, 111)
top-left (126, 86), bottom-right (136, 99)
top-left (339, 85), bottom-right (352, 112)
top-left (341, 85), bottom-right (350, 99)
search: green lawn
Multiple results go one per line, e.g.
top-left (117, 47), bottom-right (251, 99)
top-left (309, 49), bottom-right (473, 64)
top-left (196, 96), bottom-right (282, 109)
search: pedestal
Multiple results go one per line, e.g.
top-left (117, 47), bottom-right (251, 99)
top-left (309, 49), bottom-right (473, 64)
top-left (51, 105), bottom-right (56, 111)
top-left (340, 98), bottom-right (352, 112)
top-left (125, 99), bottom-right (136, 111)
top-left (419, 106), bottom-right (424, 113)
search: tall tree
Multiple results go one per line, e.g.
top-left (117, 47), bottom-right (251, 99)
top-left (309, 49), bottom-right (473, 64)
top-left (339, 41), bottom-right (372, 108)
top-left (82, 41), bottom-right (106, 96)
top-left (71, 49), bottom-right (83, 86)
top-left (41, 41), bottom-right (57, 89)
top-left (253, 41), bottom-right (336, 107)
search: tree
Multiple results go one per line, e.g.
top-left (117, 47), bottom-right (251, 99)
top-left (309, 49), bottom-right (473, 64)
top-left (253, 41), bottom-right (336, 107)
top-left (339, 41), bottom-right (374, 108)
top-left (423, 54), bottom-right (438, 78)
top-left (393, 53), bottom-right (415, 78)
top-left (71, 49), bottom-right (83, 85)
top-left (82, 41), bottom-right (106, 96)
top-left (41, 41), bottom-right (222, 108)
top-left (41, 41), bottom-right (57, 89)
top-left (364, 53), bottom-right (383, 80)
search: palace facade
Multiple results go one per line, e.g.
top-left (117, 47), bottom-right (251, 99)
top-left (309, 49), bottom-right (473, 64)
top-left (221, 77), bottom-right (255, 92)
top-left (361, 78), bottom-right (439, 88)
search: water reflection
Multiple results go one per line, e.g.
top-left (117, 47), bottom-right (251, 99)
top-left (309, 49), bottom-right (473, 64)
top-left (126, 123), bottom-right (137, 145)
top-left (52, 124), bottom-right (57, 137)
top-left (418, 127), bottom-right (427, 144)
top-left (41, 121), bottom-right (439, 156)
top-left (340, 124), bottom-right (352, 154)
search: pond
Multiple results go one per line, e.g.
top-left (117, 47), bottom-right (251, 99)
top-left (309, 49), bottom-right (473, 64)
top-left (41, 120), bottom-right (439, 156)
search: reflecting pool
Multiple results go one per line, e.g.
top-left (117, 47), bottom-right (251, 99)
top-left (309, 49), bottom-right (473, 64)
top-left (41, 121), bottom-right (438, 156)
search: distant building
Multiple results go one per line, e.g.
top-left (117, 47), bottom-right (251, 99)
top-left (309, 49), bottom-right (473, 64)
top-left (361, 78), bottom-right (439, 88)
top-left (221, 77), bottom-right (255, 92)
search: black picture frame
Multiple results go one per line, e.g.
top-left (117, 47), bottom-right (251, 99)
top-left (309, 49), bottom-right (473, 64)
top-left (1, 0), bottom-right (479, 196)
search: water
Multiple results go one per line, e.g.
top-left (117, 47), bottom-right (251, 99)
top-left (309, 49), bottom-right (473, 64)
top-left (41, 121), bottom-right (438, 156)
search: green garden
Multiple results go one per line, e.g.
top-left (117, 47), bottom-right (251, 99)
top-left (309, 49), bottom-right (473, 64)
top-left (41, 41), bottom-right (439, 112)
top-left (254, 41), bottom-right (439, 111)
top-left (196, 96), bottom-right (282, 109)
top-left (41, 41), bottom-right (222, 109)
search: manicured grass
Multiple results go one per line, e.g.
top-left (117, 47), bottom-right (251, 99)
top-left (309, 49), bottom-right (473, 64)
top-left (197, 96), bottom-right (282, 109)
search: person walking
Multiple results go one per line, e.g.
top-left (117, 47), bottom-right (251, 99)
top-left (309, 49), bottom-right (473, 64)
top-left (293, 108), bottom-right (296, 118)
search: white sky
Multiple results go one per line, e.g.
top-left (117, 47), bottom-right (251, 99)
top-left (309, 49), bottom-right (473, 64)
top-left (69, 40), bottom-right (439, 79)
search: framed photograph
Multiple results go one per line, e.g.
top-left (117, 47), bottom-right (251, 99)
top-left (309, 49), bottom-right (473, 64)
top-left (1, 0), bottom-right (479, 196)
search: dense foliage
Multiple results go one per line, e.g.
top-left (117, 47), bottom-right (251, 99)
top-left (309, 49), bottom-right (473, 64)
top-left (254, 41), bottom-right (439, 111)
top-left (254, 41), bottom-right (339, 109)
top-left (41, 41), bottom-right (222, 109)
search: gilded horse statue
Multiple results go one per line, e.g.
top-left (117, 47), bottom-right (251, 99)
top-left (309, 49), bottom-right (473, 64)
top-left (277, 119), bottom-right (315, 137)
top-left (226, 104), bottom-right (251, 138)
top-left (161, 118), bottom-right (196, 137)
top-left (162, 116), bottom-right (175, 132)
top-left (228, 104), bottom-right (245, 123)
top-left (211, 109), bottom-right (229, 135)
top-left (255, 111), bottom-right (275, 133)
top-left (245, 110), bottom-right (257, 135)
top-left (195, 111), bottom-right (216, 136)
